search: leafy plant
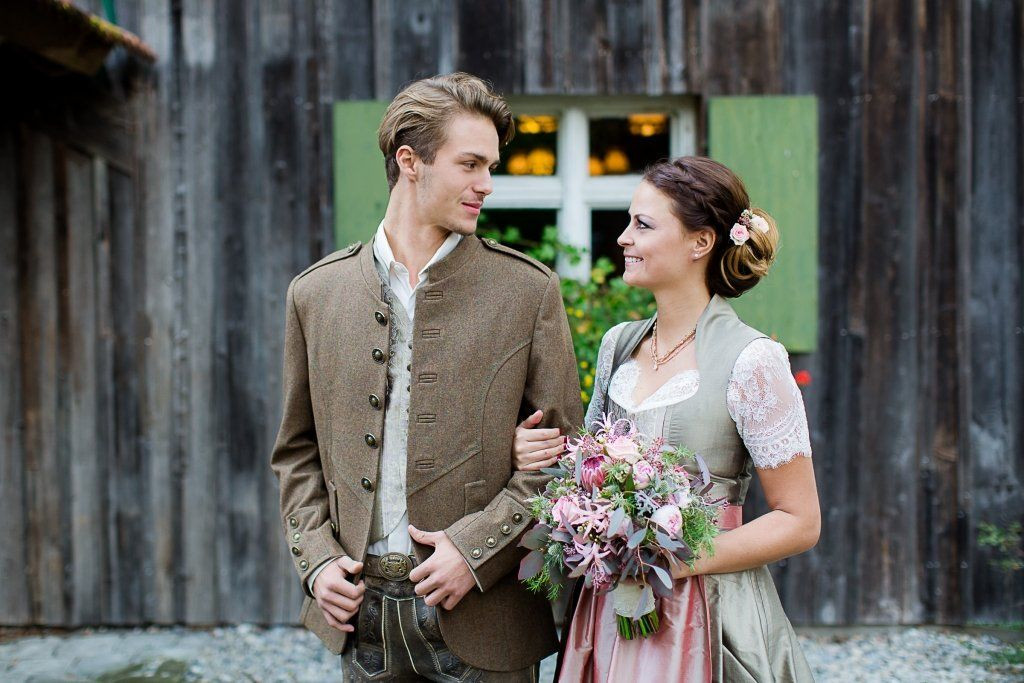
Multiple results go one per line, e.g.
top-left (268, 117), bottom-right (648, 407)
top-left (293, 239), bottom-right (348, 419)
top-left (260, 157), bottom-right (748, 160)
top-left (978, 521), bottom-right (1024, 574)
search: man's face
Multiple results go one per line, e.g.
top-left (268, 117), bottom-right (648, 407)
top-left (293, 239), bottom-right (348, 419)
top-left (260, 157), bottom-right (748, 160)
top-left (415, 113), bottom-right (500, 236)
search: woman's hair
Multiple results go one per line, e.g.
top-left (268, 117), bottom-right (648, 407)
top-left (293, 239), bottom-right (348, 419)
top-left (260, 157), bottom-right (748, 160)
top-left (377, 72), bottom-right (515, 190)
top-left (642, 156), bottom-right (779, 298)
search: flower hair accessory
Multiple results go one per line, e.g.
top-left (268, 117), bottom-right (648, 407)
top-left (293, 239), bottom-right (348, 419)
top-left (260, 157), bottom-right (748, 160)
top-left (729, 209), bottom-right (769, 246)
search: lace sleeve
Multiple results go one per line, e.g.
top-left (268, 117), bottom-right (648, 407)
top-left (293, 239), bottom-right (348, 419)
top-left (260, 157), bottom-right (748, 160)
top-left (584, 322), bottom-right (628, 430)
top-left (726, 338), bottom-right (813, 469)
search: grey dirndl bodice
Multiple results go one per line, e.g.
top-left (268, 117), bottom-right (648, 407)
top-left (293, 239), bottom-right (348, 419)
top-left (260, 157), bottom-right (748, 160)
top-left (587, 295), bottom-right (764, 506)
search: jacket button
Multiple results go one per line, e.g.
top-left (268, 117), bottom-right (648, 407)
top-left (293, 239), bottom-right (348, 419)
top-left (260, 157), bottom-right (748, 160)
top-left (500, 524), bottom-right (512, 535)
top-left (299, 559), bottom-right (309, 570)
top-left (288, 517), bottom-right (298, 528)
top-left (361, 477), bottom-right (374, 492)
top-left (291, 532), bottom-right (301, 542)
top-left (291, 546), bottom-right (302, 557)
top-left (372, 348), bottom-right (385, 363)
top-left (485, 536), bottom-right (497, 548)
top-left (365, 434), bottom-right (378, 448)
top-left (470, 547), bottom-right (482, 559)
top-left (369, 394), bottom-right (381, 409)
top-left (512, 513), bottom-right (523, 524)
top-left (485, 238), bottom-right (497, 247)
top-left (375, 311), bottom-right (388, 325)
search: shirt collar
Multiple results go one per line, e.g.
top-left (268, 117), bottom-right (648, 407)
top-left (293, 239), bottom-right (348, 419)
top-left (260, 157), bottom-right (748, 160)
top-left (372, 221), bottom-right (462, 279)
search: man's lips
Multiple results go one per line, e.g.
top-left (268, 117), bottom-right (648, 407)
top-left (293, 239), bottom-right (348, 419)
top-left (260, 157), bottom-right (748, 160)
top-left (462, 202), bottom-right (482, 215)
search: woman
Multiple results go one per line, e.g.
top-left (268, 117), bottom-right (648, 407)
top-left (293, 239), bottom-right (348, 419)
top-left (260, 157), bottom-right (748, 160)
top-left (515, 156), bottom-right (819, 682)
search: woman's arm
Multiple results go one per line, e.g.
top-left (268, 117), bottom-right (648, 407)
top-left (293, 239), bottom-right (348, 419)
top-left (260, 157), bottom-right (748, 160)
top-left (672, 455), bottom-right (820, 578)
top-left (673, 338), bottom-right (820, 578)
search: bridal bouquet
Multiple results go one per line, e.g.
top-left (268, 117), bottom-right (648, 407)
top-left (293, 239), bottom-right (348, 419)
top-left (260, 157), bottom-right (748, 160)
top-left (518, 414), bottom-right (723, 639)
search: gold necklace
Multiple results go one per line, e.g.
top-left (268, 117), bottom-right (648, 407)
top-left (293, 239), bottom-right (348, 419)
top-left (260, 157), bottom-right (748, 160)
top-left (650, 320), bottom-right (696, 371)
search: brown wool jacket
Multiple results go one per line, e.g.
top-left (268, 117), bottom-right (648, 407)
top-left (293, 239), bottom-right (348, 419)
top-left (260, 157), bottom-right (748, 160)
top-left (270, 234), bottom-right (583, 671)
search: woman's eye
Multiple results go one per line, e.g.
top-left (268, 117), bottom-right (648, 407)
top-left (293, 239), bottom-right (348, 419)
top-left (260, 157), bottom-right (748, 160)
top-left (636, 219), bottom-right (651, 230)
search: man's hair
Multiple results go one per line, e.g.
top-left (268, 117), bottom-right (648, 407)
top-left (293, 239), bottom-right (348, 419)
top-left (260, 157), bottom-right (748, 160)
top-left (377, 72), bottom-right (515, 190)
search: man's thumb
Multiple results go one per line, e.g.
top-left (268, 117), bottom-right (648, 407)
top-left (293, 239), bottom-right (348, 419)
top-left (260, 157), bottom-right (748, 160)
top-left (518, 409), bottom-right (544, 429)
top-left (408, 524), bottom-right (437, 545)
top-left (338, 555), bottom-right (363, 575)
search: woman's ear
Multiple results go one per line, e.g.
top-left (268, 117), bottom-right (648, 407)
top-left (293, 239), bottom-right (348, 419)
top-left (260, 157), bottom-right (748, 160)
top-left (395, 145), bottom-right (418, 182)
top-left (692, 227), bottom-right (716, 259)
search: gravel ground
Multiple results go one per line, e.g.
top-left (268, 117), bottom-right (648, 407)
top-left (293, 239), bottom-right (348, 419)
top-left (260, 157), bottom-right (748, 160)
top-left (0, 624), bottom-right (1020, 682)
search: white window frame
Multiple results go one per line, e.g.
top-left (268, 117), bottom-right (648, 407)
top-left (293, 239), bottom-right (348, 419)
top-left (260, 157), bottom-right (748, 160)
top-left (489, 96), bottom-right (698, 279)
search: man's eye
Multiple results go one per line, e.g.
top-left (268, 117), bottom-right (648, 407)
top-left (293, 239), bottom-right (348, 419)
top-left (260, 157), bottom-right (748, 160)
top-left (464, 162), bottom-right (476, 169)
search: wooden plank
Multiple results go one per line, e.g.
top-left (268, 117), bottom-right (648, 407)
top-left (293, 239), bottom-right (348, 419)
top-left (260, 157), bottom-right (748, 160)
top-left (521, 0), bottom-right (569, 93)
top-left (178, 0), bottom-right (220, 624)
top-left (18, 128), bottom-right (66, 624)
top-left (915, 0), bottom-right (964, 626)
top-left (108, 166), bottom-right (146, 624)
top-left (854, 0), bottom-right (922, 624)
top-left (707, 95), bottom-right (819, 353)
top-left (374, 0), bottom-right (455, 97)
top-left (92, 158), bottom-right (116, 624)
top-left (699, 0), bottom-right (782, 95)
top-left (0, 123), bottom-right (31, 625)
top-left (455, 0), bottom-right (522, 93)
top-left (65, 148), bottom-right (106, 626)
top-left (962, 0), bottom-right (1024, 624)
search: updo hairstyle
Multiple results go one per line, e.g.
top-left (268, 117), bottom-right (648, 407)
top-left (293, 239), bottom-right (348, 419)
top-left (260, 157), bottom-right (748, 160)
top-left (642, 156), bottom-right (779, 298)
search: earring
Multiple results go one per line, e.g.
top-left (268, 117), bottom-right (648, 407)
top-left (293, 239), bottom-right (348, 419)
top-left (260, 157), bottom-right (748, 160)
top-left (693, 252), bottom-right (701, 260)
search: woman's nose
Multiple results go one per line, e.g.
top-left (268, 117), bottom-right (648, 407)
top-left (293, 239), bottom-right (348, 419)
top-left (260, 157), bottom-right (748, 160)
top-left (616, 227), bottom-right (632, 247)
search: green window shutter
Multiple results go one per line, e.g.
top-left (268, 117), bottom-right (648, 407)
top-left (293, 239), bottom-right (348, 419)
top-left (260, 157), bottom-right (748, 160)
top-left (708, 95), bottom-right (819, 352)
top-left (333, 100), bottom-right (390, 248)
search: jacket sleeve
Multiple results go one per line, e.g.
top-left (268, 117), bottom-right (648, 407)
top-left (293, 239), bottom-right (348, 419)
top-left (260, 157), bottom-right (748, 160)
top-left (270, 278), bottom-right (348, 596)
top-left (444, 273), bottom-right (583, 591)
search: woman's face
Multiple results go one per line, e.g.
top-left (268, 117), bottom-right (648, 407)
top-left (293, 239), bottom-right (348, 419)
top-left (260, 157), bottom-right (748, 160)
top-left (617, 181), bottom-right (703, 291)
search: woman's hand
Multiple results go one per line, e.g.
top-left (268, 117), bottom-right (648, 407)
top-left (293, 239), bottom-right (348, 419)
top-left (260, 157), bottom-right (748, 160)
top-left (513, 410), bottom-right (566, 471)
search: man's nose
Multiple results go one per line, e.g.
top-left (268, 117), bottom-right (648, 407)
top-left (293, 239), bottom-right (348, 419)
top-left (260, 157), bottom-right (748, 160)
top-left (475, 170), bottom-right (493, 197)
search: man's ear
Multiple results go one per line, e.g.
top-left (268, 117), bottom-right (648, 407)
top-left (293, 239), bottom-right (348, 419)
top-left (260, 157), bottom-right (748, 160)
top-left (395, 145), bottom-right (418, 183)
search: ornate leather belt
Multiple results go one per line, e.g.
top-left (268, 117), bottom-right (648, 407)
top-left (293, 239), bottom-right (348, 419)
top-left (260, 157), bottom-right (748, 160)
top-left (365, 552), bottom-right (416, 581)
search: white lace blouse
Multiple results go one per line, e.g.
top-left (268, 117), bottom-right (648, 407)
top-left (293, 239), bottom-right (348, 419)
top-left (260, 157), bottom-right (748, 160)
top-left (589, 322), bottom-right (813, 470)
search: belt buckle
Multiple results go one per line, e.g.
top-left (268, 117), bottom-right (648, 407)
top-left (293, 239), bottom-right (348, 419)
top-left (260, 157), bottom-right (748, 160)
top-left (378, 552), bottom-right (411, 581)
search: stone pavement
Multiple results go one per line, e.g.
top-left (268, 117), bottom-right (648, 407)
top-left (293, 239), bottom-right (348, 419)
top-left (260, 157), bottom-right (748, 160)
top-left (0, 624), bottom-right (1020, 681)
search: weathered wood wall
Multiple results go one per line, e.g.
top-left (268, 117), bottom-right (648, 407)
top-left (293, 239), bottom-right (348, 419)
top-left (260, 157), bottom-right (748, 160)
top-left (1, 0), bottom-right (1021, 627)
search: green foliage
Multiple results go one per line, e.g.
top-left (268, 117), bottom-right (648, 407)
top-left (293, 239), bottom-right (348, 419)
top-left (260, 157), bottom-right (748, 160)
top-left (479, 219), bottom-right (656, 405)
top-left (978, 521), bottom-right (1024, 574)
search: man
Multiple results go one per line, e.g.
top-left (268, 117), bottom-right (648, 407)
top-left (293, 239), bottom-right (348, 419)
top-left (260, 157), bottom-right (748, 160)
top-left (270, 72), bottom-right (582, 681)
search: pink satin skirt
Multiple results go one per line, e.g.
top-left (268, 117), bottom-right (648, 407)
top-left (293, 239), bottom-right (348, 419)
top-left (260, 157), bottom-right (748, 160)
top-left (558, 506), bottom-right (743, 683)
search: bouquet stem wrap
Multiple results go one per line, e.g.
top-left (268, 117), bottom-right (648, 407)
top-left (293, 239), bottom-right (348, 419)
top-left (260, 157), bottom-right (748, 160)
top-left (612, 581), bottom-right (659, 640)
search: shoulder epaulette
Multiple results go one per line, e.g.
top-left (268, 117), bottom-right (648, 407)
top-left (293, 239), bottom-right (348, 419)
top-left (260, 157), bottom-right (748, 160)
top-left (295, 242), bottom-right (362, 280)
top-left (479, 237), bottom-right (550, 274)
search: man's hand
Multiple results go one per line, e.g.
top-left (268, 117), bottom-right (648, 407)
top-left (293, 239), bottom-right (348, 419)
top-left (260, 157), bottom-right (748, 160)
top-left (312, 556), bottom-right (365, 632)
top-left (408, 525), bottom-right (477, 611)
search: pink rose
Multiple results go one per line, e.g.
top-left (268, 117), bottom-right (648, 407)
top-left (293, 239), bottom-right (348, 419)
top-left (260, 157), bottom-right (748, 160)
top-left (605, 437), bottom-right (641, 464)
top-left (632, 460), bottom-right (656, 489)
top-left (551, 496), bottom-right (582, 528)
top-left (580, 455), bottom-right (609, 491)
top-left (650, 505), bottom-right (683, 537)
top-left (729, 222), bottom-right (750, 246)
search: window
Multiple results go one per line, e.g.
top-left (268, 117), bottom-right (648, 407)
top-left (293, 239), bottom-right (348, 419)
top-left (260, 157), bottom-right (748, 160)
top-left (486, 97), bottom-right (698, 279)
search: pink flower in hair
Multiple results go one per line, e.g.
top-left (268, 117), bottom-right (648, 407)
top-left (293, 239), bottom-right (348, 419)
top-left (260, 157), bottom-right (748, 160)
top-left (730, 222), bottom-right (750, 246)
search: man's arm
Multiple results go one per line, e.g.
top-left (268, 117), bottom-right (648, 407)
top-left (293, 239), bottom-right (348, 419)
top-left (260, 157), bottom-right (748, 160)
top-left (443, 272), bottom-right (583, 591)
top-left (270, 278), bottom-right (348, 596)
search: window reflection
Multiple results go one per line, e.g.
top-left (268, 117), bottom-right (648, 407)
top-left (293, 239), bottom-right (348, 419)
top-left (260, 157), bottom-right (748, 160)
top-left (497, 115), bottom-right (558, 176)
top-left (589, 114), bottom-right (669, 176)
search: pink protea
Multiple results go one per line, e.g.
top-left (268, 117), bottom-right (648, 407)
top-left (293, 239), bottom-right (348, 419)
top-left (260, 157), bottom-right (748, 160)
top-left (580, 454), bottom-right (609, 491)
top-left (650, 505), bottom-right (683, 537)
top-left (632, 460), bottom-right (656, 489)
